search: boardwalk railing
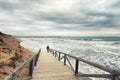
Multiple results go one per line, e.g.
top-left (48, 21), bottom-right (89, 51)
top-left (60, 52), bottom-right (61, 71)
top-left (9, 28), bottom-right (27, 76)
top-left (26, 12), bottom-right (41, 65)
top-left (49, 48), bottom-right (120, 80)
top-left (4, 49), bottom-right (41, 80)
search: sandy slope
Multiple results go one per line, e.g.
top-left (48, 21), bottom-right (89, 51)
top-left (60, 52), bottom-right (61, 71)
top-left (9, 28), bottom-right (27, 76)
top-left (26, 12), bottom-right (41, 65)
top-left (0, 32), bottom-right (34, 79)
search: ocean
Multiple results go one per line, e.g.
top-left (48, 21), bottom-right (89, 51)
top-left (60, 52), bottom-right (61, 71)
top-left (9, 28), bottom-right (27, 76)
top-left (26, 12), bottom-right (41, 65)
top-left (20, 36), bottom-right (120, 80)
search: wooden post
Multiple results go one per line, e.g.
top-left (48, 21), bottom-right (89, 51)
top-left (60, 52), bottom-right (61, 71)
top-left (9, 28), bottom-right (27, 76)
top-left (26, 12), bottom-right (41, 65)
top-left (34, 55), bottom-right (38, 66)
top-left (35, 50), bottom-right (40, 66)
top-left (58, 52), bottom-right (61, 61)
top-left (64, 54), bottom-right (66, 65)
top-left (75, 59), bottom-right (79, 75)
top-left (29, 60), bottom-right (34, 78)
top-left (38, 49), bottom-right (40, 58)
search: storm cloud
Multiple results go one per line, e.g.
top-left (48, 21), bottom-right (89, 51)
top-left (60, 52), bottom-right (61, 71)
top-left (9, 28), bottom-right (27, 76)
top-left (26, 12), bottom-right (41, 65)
top-left (0, 0), bottom-right (120, 36)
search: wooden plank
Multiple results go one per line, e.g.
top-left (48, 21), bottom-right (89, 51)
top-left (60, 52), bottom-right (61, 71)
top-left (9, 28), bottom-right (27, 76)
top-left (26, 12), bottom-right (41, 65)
top-left (32, 51), bottom-right (91, 80)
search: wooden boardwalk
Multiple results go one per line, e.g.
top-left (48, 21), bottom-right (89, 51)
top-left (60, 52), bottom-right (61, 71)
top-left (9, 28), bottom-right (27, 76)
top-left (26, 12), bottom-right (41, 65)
top-left (32, 51), bottom-right (91, 80)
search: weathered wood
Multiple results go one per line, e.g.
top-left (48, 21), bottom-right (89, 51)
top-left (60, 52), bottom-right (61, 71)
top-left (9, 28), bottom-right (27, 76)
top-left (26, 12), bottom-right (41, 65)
top-left (76, 73), bottom-right (111, 78)
top-left (4, 49), bottom-right (41, 80)
top-left (32, 51), bottom-right (85, 80)
top-left (50, 49), bottom-right (120, 73)
top-left (66, 57), bottom-right (74, 71)
top-left (60, 56), bottom-right (64, 60)
top-left (75, 59), bottom-right (79, 75)
top-left (64, 54), bottom-right (67, 65)
top-left (52, 49), bottom-right (77, 59)
top-left (58, 52), bottom-right (61, 61)
top-left (29, 60), bottom-right (34, 77)
top-left (77, 57), bottom-right (117, 73)
top-left (34, 55), bottom-right (38, 66)
top-left (50, 48), bottom-right (120, 79)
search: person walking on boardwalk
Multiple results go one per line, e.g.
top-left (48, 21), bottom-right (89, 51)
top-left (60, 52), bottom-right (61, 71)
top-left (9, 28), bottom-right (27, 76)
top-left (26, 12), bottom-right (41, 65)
top-left (46, 45), bottom-right (50, 52)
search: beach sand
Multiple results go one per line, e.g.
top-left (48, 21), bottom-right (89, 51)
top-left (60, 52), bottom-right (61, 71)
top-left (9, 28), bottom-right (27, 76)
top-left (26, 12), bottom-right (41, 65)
top-left (0, 32), bottom-right (34, 79)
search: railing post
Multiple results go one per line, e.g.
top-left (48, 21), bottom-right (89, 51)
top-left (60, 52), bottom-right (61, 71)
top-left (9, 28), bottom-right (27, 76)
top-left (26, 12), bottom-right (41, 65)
top-left (34, 55), bottom-right (38, 66)
top-left (38, 49), bottom-right (41, 57)
top-left (75, 59), bottom-right (79, 75)
top-left (35, 49), bottom-right (41, 66)
top-left (58, 52), bottom-right (61, 61)
top-left (64, 54), bottom-right (66, 65)
top-left (28, 60), bottom-right (34, 78)
top-left (55, 51), bottom-right (57, 57)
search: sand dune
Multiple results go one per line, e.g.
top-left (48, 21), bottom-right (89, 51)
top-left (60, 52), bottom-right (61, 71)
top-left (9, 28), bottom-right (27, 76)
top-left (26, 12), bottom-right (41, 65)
top-left (0, 32), bottom-right (34, 79)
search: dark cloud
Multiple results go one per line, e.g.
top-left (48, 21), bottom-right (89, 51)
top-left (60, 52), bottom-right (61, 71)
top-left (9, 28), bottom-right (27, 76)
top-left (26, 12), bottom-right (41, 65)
top-left (111, 1), bottom-right (120, 8)
top-left (0, 0), bottom-right (120, 36)
top-left (34, 11), bottom-right (119, 29)
top-left (0, 1), bottom-right (18, 10)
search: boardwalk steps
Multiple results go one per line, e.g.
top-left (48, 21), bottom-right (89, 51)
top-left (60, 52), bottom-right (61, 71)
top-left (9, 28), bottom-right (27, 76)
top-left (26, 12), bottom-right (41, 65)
top-left (32, 51), bottom-right (91, 80)
top-left (4, 48), bottom-right (120, 80)
top-left (49, 49), bottom-right (120, 80)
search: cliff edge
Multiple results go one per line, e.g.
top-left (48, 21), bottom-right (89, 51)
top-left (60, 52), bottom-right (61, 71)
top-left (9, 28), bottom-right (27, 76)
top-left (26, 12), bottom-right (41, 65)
top-left (0, 32), bottom-right (33, 79)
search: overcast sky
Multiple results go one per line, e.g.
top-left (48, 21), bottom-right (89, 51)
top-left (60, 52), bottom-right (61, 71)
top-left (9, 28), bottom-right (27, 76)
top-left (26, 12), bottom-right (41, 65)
top-left (0, 0), bottom-right (120, 36)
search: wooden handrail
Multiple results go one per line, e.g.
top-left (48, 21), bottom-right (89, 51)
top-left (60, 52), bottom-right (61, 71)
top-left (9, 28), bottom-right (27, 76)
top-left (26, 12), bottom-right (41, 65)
top-left (77, 57), bottom-right (117, 73)
top-left (76, 73), bottom-right (111, 78)
top-left (49, 48), bottom-right (120, 80)
top-left (4, 48), bottom-right (41, 80)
